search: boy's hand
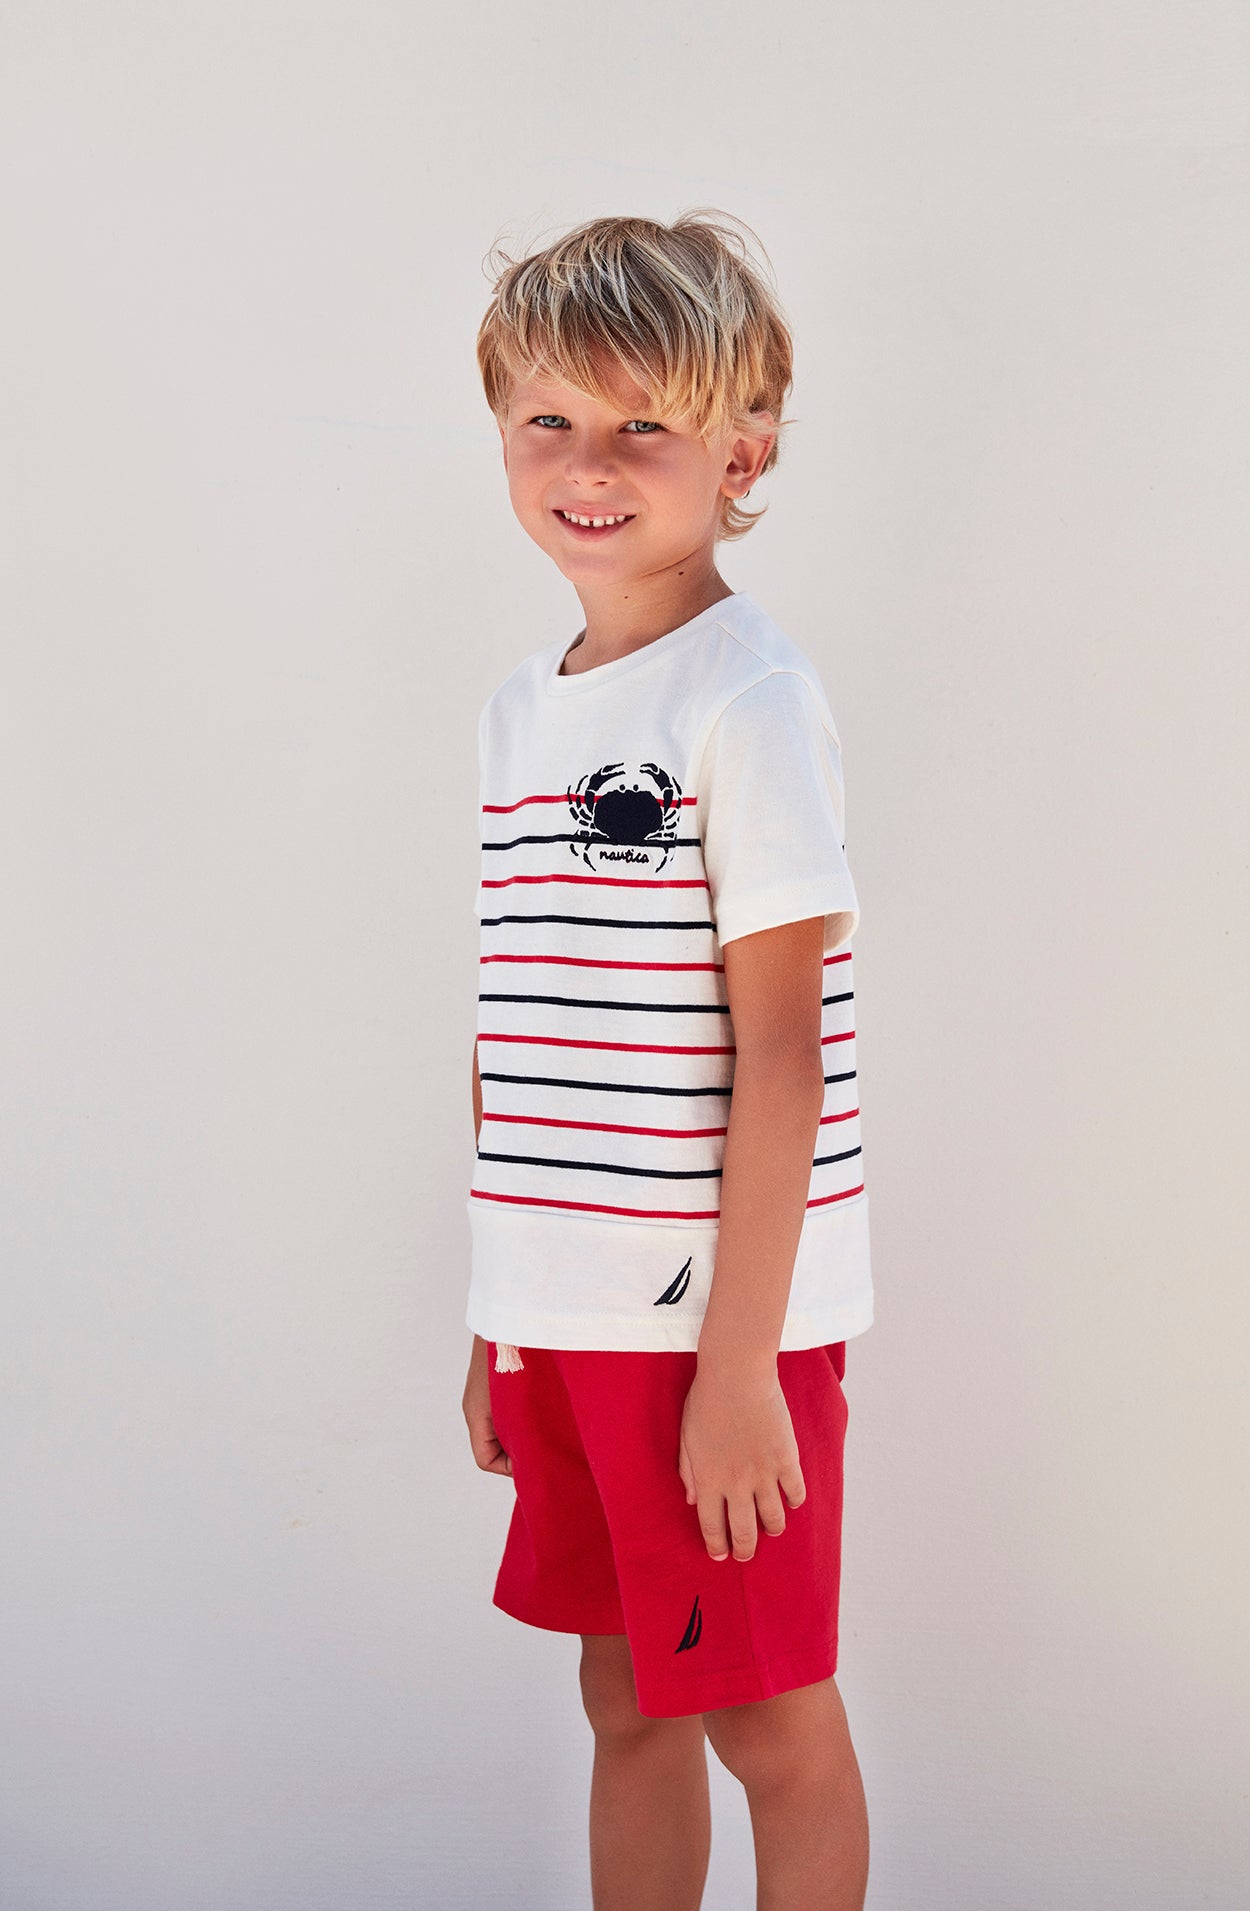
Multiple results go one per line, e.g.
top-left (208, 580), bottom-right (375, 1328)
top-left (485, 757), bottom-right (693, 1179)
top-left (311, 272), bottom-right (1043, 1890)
top-left (678, 1361), bottom-right (805, 1562)
top-left (463, 1336), bottom-right (513, 1478)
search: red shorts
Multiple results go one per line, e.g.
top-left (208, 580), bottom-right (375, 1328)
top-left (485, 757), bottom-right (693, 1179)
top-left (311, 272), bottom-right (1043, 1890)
top-left (486, 1341), bottom-right (849, 1719)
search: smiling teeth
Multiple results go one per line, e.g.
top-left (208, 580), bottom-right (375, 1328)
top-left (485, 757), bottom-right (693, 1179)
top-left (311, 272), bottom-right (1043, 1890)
top-left (561, 511), bottom-right (630, 527)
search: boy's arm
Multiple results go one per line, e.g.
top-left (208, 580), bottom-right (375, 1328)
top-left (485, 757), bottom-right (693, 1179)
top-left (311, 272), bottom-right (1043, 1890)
top-left (695, 915), bottom-right (828, 1375)
top-left (464, 1039), bottom-right (508, 1474)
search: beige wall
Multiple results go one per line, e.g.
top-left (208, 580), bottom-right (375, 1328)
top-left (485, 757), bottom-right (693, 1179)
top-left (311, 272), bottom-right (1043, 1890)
top-left (1, 4), bottom-right (1246, 1906)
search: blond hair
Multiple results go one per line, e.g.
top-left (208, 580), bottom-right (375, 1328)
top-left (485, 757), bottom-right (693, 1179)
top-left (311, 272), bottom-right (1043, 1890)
top-left (476, 209), bottom-right (794, 542)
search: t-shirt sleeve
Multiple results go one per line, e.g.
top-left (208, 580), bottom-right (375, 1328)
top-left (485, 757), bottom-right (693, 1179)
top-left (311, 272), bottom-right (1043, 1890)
top-left (696, 670), bottom-right (861, 953)
top-left (474, 695), bottom-right (493, 921)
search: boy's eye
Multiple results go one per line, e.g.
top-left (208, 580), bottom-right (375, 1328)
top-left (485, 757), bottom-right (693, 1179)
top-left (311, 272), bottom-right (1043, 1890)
top-left (526, 415), bottom-right (665, 434)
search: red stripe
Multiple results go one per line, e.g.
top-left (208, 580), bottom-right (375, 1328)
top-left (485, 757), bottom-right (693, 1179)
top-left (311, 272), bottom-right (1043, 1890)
top-left (824, 951), bottom-right (851, 965)
top-left (481, 873), bottom-right (708, 891)
top-left (471, 1188), bottom-right (721, 1220)
top-left (806, 1183), bottom-right (865, 1209)
top-left (480, 1109), bottom-right (854, 1136)
top-left (482, 1111), bottom-right (728, 1139)
top-left (481, 954), bottom-right (725, 972)
top-left (478, 1032), bottom-right (735, 1055)
top-left (482, 794), bottom-right (571, 813)
top-left (470, 1180), bottom-right (864, 1219)
top-left (821, 1031), bottom-right (855, 1045)
top-left (483, 793), bottom-right (698, 814)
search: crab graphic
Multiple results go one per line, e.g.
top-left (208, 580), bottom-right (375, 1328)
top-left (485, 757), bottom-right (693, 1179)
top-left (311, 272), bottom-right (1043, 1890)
top-left (567, 760), bottom-right (684, 872)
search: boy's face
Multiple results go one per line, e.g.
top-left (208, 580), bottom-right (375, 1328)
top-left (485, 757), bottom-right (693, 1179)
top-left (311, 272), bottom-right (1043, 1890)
top-left (497, 363), bottom-right (773, 588)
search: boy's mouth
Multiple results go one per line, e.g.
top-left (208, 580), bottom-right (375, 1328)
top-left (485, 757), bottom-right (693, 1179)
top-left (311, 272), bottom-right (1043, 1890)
top-left (553, 509), bottom-right (635, 540)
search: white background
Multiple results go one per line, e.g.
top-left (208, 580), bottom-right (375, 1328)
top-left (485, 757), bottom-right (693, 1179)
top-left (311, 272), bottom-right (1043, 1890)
top-left (2, 4), bottom-right (1247, 1906)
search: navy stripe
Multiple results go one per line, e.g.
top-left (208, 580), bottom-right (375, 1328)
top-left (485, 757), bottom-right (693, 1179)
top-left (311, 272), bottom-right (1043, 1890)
top-left (481, 913), bottom-right (716, 930)
top-left (476, 1151), bottom-right (724, 1181)
top-left (482, 993), bottom-right (845, 1013)
top-left (483, 832), bottom-right (575, 850)
top-left (480, 1069), bottom-right (857, 1095)
top-left (479, 1070), bottom-right (733, 1098)
top-left (474, 1144), bottom-right (863, 1178)
top-left (480, 990), bottom-right (845, 1013)
top-left (479, 992), bottom-right (729, 1014)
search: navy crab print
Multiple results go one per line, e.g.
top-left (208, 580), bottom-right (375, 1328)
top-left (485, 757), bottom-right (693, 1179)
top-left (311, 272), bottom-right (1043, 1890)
top-left (567, 761), bottom-right (683, 873)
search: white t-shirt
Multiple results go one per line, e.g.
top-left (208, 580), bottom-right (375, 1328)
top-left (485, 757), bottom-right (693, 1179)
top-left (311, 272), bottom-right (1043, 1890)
top-left (465, 591), bottom-right (873, 1353)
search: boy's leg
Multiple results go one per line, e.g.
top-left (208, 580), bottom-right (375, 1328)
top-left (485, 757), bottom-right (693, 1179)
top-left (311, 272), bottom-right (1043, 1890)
top-left (703, 1673), bottom-right (869, 1911)
top-left (580, 1634), bottom-right (711, 1911)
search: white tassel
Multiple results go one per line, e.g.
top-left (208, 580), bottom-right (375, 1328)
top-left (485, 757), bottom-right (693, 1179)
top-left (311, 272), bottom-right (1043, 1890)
top-left (494, 1341), bottom-right (524, 1372)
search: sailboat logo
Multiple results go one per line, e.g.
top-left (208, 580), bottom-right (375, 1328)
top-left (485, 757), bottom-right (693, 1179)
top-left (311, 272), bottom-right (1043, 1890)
top-left (654, 1257), bottom-right (693, 1306)
top-left (676, 1593), bottom-right (703, 1653)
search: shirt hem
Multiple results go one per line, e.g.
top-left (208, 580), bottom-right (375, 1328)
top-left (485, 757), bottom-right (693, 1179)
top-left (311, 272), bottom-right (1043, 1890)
top-left (466, 1298), bottom-right (874, 1353)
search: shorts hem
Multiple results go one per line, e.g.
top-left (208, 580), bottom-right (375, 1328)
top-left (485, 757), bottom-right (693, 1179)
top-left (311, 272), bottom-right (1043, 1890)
top-left (493, 1587), bottom-right (626, 1638)
top-left (632, 1634), bottom-right (840, 1719)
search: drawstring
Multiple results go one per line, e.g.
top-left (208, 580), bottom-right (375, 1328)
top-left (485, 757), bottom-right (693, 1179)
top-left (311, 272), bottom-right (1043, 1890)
top-left (494, 1341), bottom-right (525, 1372)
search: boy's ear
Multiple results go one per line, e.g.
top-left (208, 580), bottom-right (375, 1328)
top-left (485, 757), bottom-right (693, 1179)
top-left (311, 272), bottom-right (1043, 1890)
top-left (498, 420), bottom-right (508, 471)
top-left (720, 409), bottom-right (776, 499)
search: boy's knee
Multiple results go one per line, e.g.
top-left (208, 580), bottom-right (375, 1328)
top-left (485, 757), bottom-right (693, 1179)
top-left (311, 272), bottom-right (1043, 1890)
top-left (703, 1702), bottom-right (789, 1789)
top-left (578, 1634), bottom-right (650, 1741)
top-left (703, 1678), bottom-right (846, 1793)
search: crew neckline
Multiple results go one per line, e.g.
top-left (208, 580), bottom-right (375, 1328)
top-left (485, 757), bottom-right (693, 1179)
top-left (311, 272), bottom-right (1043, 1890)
top-left (545, 592), bottom-right (752, 696)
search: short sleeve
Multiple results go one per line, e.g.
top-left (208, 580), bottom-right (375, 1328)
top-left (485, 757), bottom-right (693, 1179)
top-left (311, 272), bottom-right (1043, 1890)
top-left (696, 671), bottom-right (860, 952)
top-left (474, 699), bottom-right (488, 919)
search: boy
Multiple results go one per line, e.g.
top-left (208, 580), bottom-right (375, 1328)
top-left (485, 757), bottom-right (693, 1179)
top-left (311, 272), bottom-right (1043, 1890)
top-left (461, 211), bottom-right (873, 1911)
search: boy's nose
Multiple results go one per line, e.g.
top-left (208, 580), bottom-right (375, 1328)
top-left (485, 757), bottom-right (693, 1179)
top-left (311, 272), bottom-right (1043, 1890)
top-left (563, 436), bottom-right (619, 483)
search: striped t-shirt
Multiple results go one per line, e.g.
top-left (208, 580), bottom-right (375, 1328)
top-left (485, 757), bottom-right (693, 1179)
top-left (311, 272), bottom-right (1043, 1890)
top-left (466, 591), bottom-right (873, 1355)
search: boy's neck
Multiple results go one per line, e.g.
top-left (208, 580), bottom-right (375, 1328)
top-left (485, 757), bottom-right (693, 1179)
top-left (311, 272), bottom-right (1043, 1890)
top-left (562, 560), bottom-right (737, 675)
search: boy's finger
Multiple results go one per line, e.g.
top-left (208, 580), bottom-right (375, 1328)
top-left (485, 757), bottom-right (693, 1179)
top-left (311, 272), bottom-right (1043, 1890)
top-left (781, 1463), bottom-right (806, 1508)
top-left (756, 1488), bottom-right (787, 1537)
top-left (698, 1497), bottom-right (730, 1561)
top-left (729, 1492), bottom-right (759, 1563)
top-left (469, 1427), bottom-right (513, 1475)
